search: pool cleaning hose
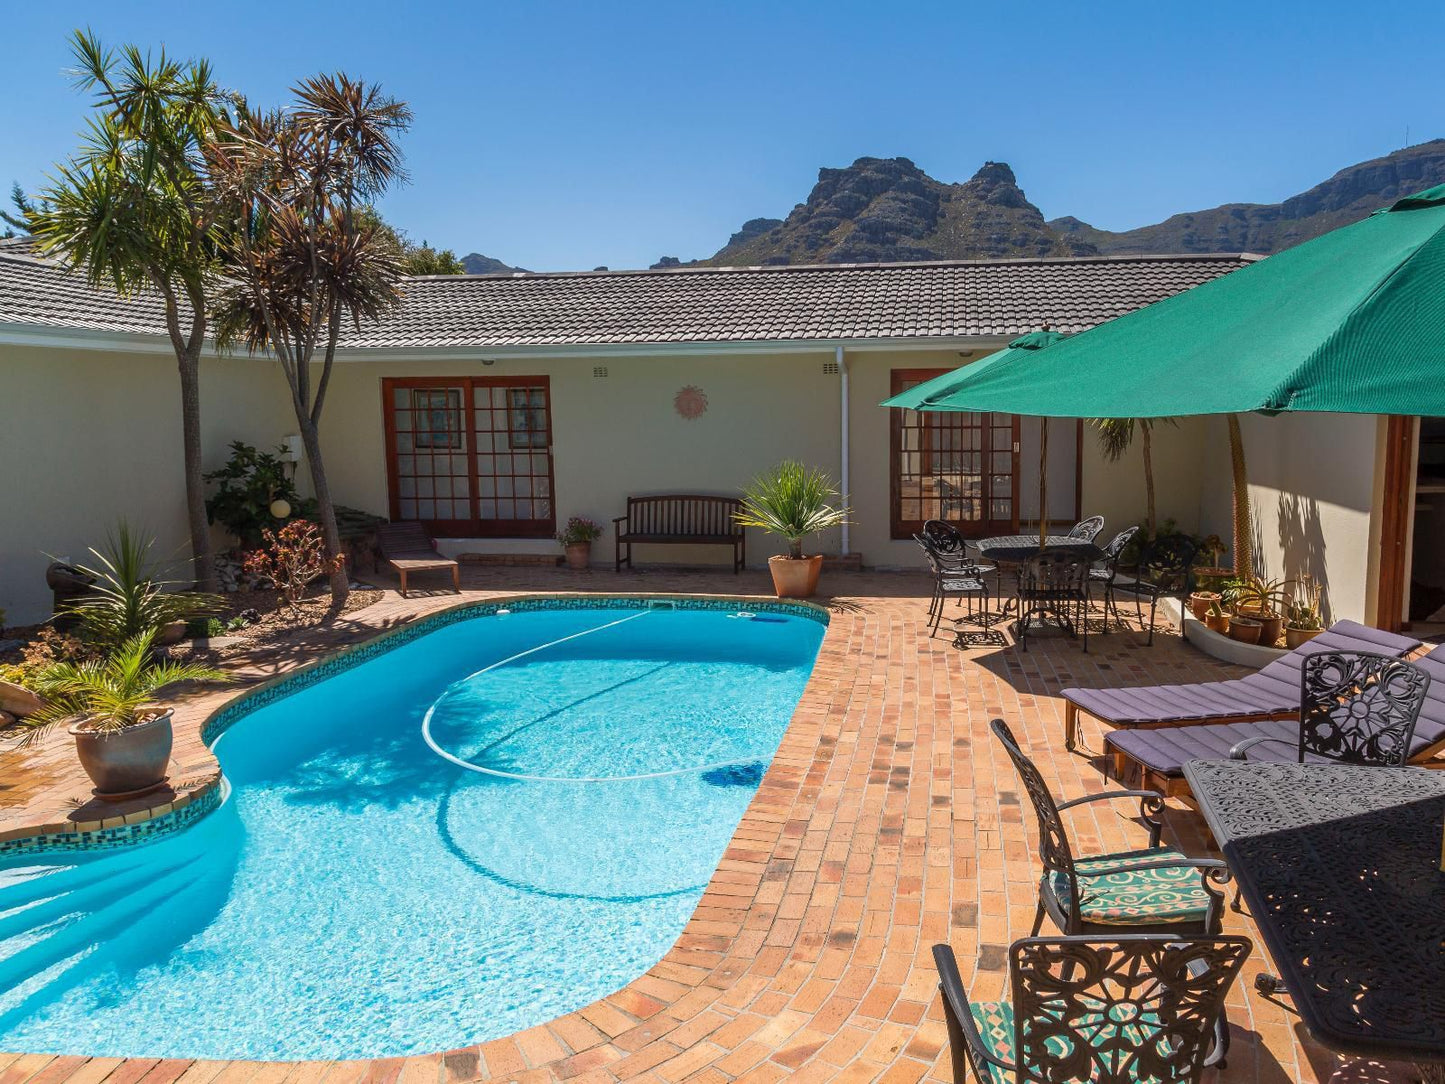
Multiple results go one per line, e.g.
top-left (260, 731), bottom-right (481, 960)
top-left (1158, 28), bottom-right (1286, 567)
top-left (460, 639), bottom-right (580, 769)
top-left (421, 610), bottom-right (768, 784)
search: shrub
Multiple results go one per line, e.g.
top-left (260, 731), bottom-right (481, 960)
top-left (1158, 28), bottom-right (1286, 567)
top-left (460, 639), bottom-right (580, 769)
top-left (66, 522), bottom-right (224, 649)
top-left (736, 461), bottom-right (851, 560)
top-left (557, 516), bottom-right (604, 546)
top-left (244, 521), bottom-right (346, 608)
top-left (205, 441), bottom-right (313, 547)
top-left (0, 627), bottom-right (96, 689)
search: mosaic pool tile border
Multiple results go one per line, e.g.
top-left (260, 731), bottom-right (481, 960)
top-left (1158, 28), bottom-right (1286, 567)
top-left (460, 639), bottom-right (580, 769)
top-left (0, 783), bottom-right (222, 859)
top-left (202, 594), bottom-right (828, 746)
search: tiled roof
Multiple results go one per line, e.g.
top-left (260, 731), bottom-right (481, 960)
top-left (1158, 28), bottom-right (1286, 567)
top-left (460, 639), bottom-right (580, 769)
top-left (0, 242), bottom-right (1255, 350)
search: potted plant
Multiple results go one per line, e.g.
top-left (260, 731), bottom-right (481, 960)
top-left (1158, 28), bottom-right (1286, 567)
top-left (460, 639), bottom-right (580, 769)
top-left (1227, 614), bottom-right (1263, 645)
top-left (1224, 575), bottom-right (1292, 648)
top-left (1285, 576), bottom-right (1326, 648)
top-left (1188, 589), bottom-right (1223, 620)
top-left (1192, 535), bottom-right (1233, 590)
top-left (20, 628), bottom-right (230, 798)
top-left (1204, 599), bottom-right (1231, 635)
top-left (736, 460), bottom-right (851, 599)
top-left (557, 516), bottom-right (604, 571)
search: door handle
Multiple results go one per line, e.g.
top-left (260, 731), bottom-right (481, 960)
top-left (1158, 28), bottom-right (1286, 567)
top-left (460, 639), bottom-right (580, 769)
top-left (1013, 442), bottom-right (1021, 454)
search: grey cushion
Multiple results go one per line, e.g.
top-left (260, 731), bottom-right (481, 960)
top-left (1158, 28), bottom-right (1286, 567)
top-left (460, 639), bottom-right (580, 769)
top-left (1063, 621), bottom-right (1422, 727)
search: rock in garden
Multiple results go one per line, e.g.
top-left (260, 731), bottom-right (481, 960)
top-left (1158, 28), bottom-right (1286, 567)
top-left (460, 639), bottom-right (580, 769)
top-left (0, 679), bottom-right (47, 718)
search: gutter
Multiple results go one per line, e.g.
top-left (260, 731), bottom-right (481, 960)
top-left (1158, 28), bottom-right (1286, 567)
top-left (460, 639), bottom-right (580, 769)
top-left (839, 345), bottom-right (851, 556)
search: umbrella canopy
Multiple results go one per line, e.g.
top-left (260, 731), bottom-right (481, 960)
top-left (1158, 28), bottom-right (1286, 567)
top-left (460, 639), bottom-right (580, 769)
top-left (881, 184), bottom-right (1445, 418)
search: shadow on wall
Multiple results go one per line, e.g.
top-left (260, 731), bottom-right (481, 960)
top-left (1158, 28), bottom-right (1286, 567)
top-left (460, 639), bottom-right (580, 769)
top-left (1277, 492), bottom-right (1331, 624)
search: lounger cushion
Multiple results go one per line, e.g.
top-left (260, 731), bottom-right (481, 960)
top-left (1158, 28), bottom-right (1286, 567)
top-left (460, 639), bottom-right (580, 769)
top-left (1047, 847), bottom-right (1213, 925)
top-left (1063, 620), bottom-right (1421, 727)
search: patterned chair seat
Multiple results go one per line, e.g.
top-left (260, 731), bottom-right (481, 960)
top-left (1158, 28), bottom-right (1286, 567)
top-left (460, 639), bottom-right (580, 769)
top-left (968, 997), bottom-right (1176, 1083)
top-left (941, 575), bottom-right (987, 592)
top-left (1046, 847), bottom-right (1213, 926)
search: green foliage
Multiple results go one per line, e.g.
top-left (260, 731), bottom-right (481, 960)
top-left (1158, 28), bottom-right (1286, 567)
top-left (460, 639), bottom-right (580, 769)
top-left (66, 522), bottom-right (224, 649)
top-left (557, 516), bottom-right (603, 545)
top-left (1, 183), bottom-right (38, 237)
top-left (0, 628), bottom-right (95, 690)
top-left (735, 461), bottom-right (851, 560)
top-left (1223, 575), bottom-right (1295, 617)
top-left (204, 441), bottom-right (312, 546)
top-left (185, 616), bottom-right (227, 639)
top-left (18, 628), bottom-right (230, 745)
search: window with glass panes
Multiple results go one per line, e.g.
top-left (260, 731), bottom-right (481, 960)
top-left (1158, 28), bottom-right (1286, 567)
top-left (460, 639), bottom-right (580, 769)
top-left (382, 377), bottom-right (556, 537)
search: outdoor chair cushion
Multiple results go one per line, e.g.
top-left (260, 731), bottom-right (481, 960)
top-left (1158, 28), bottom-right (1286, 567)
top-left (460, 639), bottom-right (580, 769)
top-left (1063, 620), bottom-right (1421, 728)
top-left (967, 997), bottom-right (1178, 1082)
top-left (1046, 847), bottom-right (1214, 926)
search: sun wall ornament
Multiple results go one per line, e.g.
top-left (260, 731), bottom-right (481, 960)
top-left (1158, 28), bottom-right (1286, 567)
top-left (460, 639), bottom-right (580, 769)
top-left (674, 385), bottom-right (708, 420)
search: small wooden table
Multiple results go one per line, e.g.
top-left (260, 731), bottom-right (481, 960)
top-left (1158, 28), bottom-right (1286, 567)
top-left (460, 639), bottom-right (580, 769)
top-left (1184, 759), bottom-right (1445, 1066)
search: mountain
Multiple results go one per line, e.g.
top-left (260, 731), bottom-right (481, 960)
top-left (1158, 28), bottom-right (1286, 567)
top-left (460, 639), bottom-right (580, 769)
top-left (1048, 140), bottom-right (1445, 256)
top-left (460, 252), bottom-right (528, 275)
top-left (707, 157), bottom-right (1095, 266)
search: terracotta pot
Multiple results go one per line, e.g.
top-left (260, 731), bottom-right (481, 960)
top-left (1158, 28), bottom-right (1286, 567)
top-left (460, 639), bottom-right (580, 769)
top-left (69, 707), bottom-right (173, 799)
top-left (1285, 625), bottom-right (1325, 649)
top-left (1256, 614), bottom-right (1284, 648)
top-left (1188, 591), bottom-right (1222, 620)
top-left (768, 554), bottom-right (823, 599)
top-left (564, 541), bottom-right (592, 571)
top-left (1204, 612), bottom-right (1231, 635)
top-left (1228, 618), bottom-right (1263, 645)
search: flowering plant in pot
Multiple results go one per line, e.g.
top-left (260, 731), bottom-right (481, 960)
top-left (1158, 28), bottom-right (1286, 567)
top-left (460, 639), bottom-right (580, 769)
top-left (735, 461), bottom-right (851, 599)
top-left (19, 628), bottom-right (231, 799)
top-left (557, 516), bottom-right (604, 570)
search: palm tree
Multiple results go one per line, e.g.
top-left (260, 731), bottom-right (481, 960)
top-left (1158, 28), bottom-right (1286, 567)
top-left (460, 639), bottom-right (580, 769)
top-left (29, 31), bottom-right (226, 591)
top-left (1226, 413), bottom-right (1253, 576)
top-left (1091, 417), bottom-right (1174, 538)
top-left (207, 76), bottom-right (411, 607)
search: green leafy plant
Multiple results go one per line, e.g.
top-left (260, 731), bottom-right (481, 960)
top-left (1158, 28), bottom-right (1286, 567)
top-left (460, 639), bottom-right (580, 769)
top-left (735, 461), bottom-right (851, 560)
top-left (243, 520), bottom-right (346, 608)
top-left (1223, 575), bottom-right (1295, 618)
top-left (0, 628), bottom-right (96, 689)
top-left (65, 523), bottom-right (224, 649)
top-left (205, 441), bottom-right (313, 547)
top-left (1286, 574), bottom-right (1325, 630)
top-left (185, 617), bottom-right (228, 639)
top-left (557, 516), bottom-right (603, 546)
top-left (18, 628), bottom-right (230, 745)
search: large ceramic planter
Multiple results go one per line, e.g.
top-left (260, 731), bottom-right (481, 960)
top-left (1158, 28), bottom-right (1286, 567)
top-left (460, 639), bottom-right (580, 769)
top-left (564, 542), bottom-right (592, 571)
top-left (1204, 612), bottom-right (1231, 635)
top-left (768, 554), bottom-right (823, 599)
top-left (69, 707), bottom-right (173, 799)
top-left (1285, 625), bottom-right (1325, 649)
top-left (1256, 614), bottom-right (1284, 647)
top-left (1188, 591), bottom-right (1222, 620)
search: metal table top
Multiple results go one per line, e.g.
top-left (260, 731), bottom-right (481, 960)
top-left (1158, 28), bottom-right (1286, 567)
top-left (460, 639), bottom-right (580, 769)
top-left (1183, 759), bottom-right (1445, 1061)
top-left (974, 535), bottom-right (1104, 563)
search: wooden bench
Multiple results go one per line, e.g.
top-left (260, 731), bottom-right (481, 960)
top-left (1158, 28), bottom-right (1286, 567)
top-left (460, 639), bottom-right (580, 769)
top-left (613, 494), bottom-right (745, 573)
top-left (376, 522), bottom-right (461, 597)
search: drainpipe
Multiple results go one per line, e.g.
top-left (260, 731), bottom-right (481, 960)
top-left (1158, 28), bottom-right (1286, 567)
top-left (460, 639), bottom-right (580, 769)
top-left (838, 345), bottom-right (851, 555)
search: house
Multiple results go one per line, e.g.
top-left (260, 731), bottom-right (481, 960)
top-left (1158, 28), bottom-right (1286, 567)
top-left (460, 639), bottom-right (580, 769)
top-left (2, 241), bottom-right (1274, 624)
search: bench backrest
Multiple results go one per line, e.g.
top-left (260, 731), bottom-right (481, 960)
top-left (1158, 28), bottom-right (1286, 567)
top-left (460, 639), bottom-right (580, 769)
top-left (625, 494), bottom-right (743, 537)
top-left (377, 521), bottom-right (439, 556)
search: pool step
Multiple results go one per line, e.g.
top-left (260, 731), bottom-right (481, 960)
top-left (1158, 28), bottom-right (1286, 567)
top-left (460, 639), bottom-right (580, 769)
top-left (0, 851), bottom-right (208, 1017)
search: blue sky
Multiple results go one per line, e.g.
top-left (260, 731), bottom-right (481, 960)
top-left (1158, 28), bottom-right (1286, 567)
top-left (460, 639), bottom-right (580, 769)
top-left (3, 1), bottom-right (1441, 271)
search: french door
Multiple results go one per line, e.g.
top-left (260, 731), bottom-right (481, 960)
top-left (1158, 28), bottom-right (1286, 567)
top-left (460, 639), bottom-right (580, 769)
top-left (382, 376), bottom-right (556, 537)
top-left (890, 369), bottom-right (1019, 539)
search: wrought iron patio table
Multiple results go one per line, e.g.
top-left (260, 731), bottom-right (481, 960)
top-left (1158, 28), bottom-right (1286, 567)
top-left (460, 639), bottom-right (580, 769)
top-left (972, 536), bottom-right (1105, 624)
top-left (1183, 759), bottom-right (1445, 1065)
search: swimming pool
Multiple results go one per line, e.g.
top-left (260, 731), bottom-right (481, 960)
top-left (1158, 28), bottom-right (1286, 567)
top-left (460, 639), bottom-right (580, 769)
top-left (0, 600), bottom-right (825, 1060)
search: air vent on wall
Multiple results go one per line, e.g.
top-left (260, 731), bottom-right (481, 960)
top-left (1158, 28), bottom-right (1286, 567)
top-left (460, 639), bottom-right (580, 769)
top-left (593, 366), bottom-right (609, 378)
top-left (822, 361), bottom-right (839, 375)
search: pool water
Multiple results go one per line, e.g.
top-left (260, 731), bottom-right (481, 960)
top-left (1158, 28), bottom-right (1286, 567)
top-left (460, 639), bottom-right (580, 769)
top-left (0, 604), bottom-right (824, 1060)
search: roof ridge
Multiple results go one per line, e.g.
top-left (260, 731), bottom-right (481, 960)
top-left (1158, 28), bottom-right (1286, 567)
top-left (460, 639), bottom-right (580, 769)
top-left (402, 251), bottom-right (1257, 283)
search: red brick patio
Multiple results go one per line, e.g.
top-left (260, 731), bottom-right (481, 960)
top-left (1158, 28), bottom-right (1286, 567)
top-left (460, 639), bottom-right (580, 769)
top-left (0, 568), bottom-right (1420, 1083)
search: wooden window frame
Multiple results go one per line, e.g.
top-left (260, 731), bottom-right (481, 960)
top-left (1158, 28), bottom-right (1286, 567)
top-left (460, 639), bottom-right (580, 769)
top-left (382, 375), bottom-right (557, 539)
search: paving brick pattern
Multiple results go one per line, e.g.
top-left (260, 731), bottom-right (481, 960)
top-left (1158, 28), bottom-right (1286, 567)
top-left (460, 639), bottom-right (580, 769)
top-left (0, 568), bottom-right (1419, 1083)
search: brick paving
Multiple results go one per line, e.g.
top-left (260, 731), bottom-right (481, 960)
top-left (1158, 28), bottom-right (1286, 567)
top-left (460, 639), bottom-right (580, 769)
top-left (0, 567), bottom-right (1420, 1083)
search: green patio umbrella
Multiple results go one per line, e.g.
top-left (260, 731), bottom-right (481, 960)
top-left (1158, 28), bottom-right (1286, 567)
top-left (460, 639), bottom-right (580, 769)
top-left (886, 183), bottom-right (1445, 418)
top-left (883, 329), bottom-right (1067, 545)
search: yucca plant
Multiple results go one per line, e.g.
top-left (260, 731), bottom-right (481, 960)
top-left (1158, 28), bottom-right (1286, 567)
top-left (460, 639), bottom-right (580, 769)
top-left (65, 522), bottom-right (224, 649)
top-left (18, 628), bottom-right (230, 745)
top-left (735, 461), bottom-right (851, 560)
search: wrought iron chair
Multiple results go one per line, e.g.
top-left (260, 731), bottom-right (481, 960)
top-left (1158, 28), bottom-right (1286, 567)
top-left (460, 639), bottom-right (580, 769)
top-left (1089, 526), bottom-right (1141, 632)
top-left (992, 718), bottom-right (1231, 938)
top-left (1016, 550), bottom-right (1091, 652)
top-left (932, 934), bottom-right (1251, 1083)
top-left (921, 518), bottom-right (998, 598)
top-left (1230, 650), bottom-right (1430, 766)
top-left (919, 537), bottom-right (991, 636)
top-left (1109, 533), bottom-right (1198, 646)
top-left (1067, 514), bottom-right (1106, 544)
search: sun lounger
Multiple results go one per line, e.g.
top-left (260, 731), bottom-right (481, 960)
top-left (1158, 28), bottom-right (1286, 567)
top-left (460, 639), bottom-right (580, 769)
top-left (1060, 620), bottom-right (1421, 751)
top-left (1104, 647), bottom-right (1445, 798)
top-left (376, 522), bottom-right (461, 597)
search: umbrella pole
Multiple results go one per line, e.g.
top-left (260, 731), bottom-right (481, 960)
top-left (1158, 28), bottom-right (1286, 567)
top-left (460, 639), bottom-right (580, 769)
top-left (1039, 418), bottom-right (1049, 549)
